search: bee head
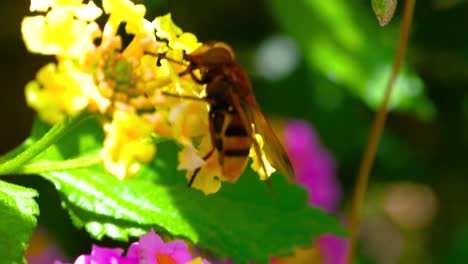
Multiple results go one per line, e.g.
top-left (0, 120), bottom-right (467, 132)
top-left (186, 42), bottom-right (236, 68)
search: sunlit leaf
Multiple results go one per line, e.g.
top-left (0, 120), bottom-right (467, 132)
top-left (28, 116), bottom-right (346, 263)
top-left (0, 180), bottom-right (39, 263)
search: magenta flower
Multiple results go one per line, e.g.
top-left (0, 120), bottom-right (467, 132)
top-left (55, 229), bottom-right (208, 264)
top-left (59, 246), bottom-right (135, 264)
top-left (127, 230), bottom-right (193, 264)
top-left (284, 121), bottom-right (341, 213)
top-left (284, 120), bottom-right (348, 264)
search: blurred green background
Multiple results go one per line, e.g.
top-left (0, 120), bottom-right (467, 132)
top-left (2, 0), bottom-right (468, 263)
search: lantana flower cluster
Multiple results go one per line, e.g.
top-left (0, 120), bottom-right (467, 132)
top-left (21, 0), bottom-right (273, 194)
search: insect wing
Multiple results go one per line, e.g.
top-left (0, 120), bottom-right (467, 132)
top-left (241, 102), bottom-right (295, 182)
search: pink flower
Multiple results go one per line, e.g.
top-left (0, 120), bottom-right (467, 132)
top-left (284, 120), bottom-right (341, 213)
top-left (284, 120), bottom-right (348, 264)
top-left (70, 246), bottom-right (135, 264)
top-left (126, 230), bottom-right (193, 264)
top-left (55, 229), bottom-right (208, 264)
top-left (316, 235), bottom-right (348, 264)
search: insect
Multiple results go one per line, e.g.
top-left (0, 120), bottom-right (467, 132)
top-left (160, 42), bottom-right (295, 187)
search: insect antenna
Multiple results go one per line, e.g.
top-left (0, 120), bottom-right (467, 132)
top-left (147, 35), bottom-right (189, 67)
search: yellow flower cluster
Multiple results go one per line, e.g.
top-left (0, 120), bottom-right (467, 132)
top-left (22, 0), bottom-right (275, 194)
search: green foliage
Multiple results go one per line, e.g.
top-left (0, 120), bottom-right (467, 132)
top-left (27, 116), bottom-right (346, 263)
top-left (431, 0), bottom-right (468, 9)
top-left (371, 0), bottom-right (397, 26)
top-left (442, 227), bottom-right (468, 263)
top-left (268, 0), bottom-right (434, 120)
top-left (0, 180), bottom-right (39, 264)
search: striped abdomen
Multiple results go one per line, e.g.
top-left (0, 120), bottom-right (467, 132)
top-left (209, 106), bottom-right (252, 182)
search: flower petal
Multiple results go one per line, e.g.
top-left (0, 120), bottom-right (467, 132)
top-left (101, 110), bottom-right (156, 179)
top-left (73, 1), bottom-right (102, 21)
top-left (22, 8), bottom-right (99, 58)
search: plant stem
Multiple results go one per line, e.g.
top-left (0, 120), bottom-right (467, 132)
top-left (14, 155), bottom-right (102, 174)
top-left (0, 112), bottom-right (92, 175)
top-left (346, 0), bottom-right (416, 262)
top-left (0, 141), bottom-right (32, 164)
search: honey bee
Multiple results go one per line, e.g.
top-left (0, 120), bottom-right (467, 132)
top-left (160, 42), bottom-right (294, 187)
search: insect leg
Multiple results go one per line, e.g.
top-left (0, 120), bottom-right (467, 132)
top-left (188, 69), bottom-right (205, 84)
top-left (155, 35), bottom-right (170, 47)
top-left (156, 53), bottom-right (187, 67)
top-left (188, 148), bottom-right (215, 187)
top-left (148, 47), bottom-right (204, 84)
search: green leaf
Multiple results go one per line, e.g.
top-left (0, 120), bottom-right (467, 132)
top-left (268, 0), bottom-right (435, 120)
top-left (0, 180), bottom-right (39, 264)
top-left (30, 116), bottom-right (346, 263)
top-left (371, 0), bottom-right (397, 26)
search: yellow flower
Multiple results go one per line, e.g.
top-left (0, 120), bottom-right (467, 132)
top-left (133, 55), bottom-right (171, 94)
top-left (177, 140), bottom-right (206, 172)
top-left (101, 110), bottom-right (156, 179)
top-left (153, 14), bottom-right (201, 59)
top-left (22, 2), bottom-right (102, 58)
top-left (23, 0), bottom-right (276, 193)
top-left (25, 60), bottom-right (98, 124)
top-left (102, 0), bottom-right (152, 41)
top-left (29, 0), bottom-right (55, 12)
top-left (30, 0), bottom-right (86, 12)
top-left (165, 98), bottom-right (229, 194)
top-left (152, 14), bottom-right (182, 45)
top-left (184, 137), bottom-right (222, 195)
top-left (168, 101), bottom-right (208, 140)
top-left (186, 257), bottom-right (208, 264)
